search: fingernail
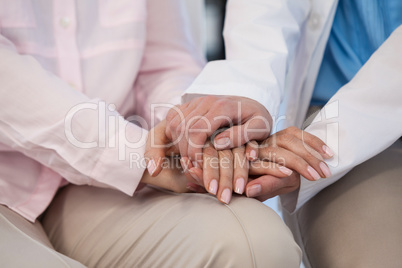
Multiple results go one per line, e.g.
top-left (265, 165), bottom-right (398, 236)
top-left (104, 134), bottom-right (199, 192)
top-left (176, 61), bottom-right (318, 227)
top-left (307, 166), bottom-right (321, 181)
top-left (209, 179), bottom-right (218, 195)
top-left (192, 161), bottom-right (199, 168)
top-left (279, 166), bottom-right (293, 176)
top-left (234, 178), bottom-right (245, 194)
top-left (249, 150), bottom-right (257, 160)
top-left (147, 159), bottom-right (156, 175)
top-left (220, 188), bottom-right (231, 204)
top-left (323, 145), bottom-right (334, 158)
top-left (188, 168), bottom-right (201, 184)
top-left (214, 137), bottom-right (230, 149)
top-left (319, 162), bottom-right (332, 178)
top-left (246, 184), bottom-right (261, 197)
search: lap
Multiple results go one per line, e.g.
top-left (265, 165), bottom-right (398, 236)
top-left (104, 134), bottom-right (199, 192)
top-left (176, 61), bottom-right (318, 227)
top-left (0, 205), bottom-right (85, 268)
top-left (42, 185), bottom-right (301, 268)
top-left (288, 140), bottom-right (402, 268)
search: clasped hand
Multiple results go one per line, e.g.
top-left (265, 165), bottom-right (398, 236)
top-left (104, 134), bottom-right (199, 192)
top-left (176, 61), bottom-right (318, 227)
top-left (143, 96), bottom-right (334, 204)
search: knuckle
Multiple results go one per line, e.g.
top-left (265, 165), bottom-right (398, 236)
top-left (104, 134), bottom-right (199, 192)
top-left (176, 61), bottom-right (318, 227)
top-left (174, 122), bottom-right (186, 135)
top-left (259, 146), bottom-right (276, 161)
top-left (189, 132), bottom-right (208, 147)
top-left (191, 119), bottom-right (208, 130)
top-left (305, 152), bottom-right (320, 164)
top-left (232, 145), bottom-right (245, 154)
top-left (297, 161), bottom-right (310, 173)
top-left (270, 180), bottom-right (282, 192)
top-left (203, 146), bottom-right (218, 158)
top-left (219, 150), bottom-right (234, 161)
top-left (247, 141), bottom-right (259, 150)
top-left (261, 181), bottom-right (275, 194)
top-left (187, 146), bottom-right (196, 155)
top-left (213, 98), bottom-right (228, 108)
top-left (278, 133), bottom-right (296, 145)
top-left (169, 118), bottom-right (181, 131)
top-left (166, 109), bottom-right (177, 122)
top-left (287, 126), bottom-right (300, 134)
top-left (249, 140), bottom-right (258, 146)
top-left (201, 95), bottom-right (219, 105)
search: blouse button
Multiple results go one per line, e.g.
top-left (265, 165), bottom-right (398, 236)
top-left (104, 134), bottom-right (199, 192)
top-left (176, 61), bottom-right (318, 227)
top-left (59, 17), bottom-right (71, 28)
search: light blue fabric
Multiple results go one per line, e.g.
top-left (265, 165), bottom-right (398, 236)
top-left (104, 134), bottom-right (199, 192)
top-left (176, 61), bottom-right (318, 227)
top-left (311, 0), bottom-right (402, 106)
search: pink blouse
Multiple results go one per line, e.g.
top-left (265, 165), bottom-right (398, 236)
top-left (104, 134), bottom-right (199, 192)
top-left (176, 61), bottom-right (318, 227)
top-left (0, 0), bottom-right (204, 222)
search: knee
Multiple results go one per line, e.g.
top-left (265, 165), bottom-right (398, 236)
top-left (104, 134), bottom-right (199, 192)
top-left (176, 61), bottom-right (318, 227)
top-left (183, 196), bottom-right (301, 267)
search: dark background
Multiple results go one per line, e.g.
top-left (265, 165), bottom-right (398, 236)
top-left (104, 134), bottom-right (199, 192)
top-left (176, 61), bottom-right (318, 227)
top-left (205, 0), bottom-right (227, 61)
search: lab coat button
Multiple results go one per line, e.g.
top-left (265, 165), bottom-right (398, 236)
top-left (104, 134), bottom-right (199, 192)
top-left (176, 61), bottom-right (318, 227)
top-left (308, 12), bottom-right (321, 30)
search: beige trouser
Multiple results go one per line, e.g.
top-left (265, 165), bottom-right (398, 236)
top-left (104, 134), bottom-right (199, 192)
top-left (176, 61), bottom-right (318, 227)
top-left (1, 185), bottom-right (301, 268)
top-left (284, 140), bottom-right (402, 268)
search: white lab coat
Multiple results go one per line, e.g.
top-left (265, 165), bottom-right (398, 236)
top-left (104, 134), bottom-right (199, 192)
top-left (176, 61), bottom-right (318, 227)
top-left (183, 0), bottom-right (402, 212)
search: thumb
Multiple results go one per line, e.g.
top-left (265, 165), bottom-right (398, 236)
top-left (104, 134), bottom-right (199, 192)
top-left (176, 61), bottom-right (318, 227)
top-left (213, 118), bottom-right (271, 150)
top-left (144, 120), bottom-right (177, 177)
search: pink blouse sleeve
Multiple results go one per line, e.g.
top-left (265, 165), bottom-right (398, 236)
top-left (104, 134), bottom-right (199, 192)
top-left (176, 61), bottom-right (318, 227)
top-left (0, 34), bottom-right (146, 196)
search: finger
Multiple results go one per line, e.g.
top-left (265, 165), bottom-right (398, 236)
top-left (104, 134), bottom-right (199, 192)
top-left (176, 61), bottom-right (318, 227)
top-left (165, 103), bottom-right (190, 140)
top-left (170, 96), bottom-right (223, 162)
top-left (286, 127), bottom-right (334, 159)
top-left (254, 175), bottom-right (300, 202)
top-left (245, 173), bottom-right (300, 199)
top-left (181, 108), bottom-right (211, 167)
top-left (203, 142), bottom-right (219, 195)
top-left (217, 149), bottom-right (234, 204)
top-left (188, 167), bottom-right (204, 187)
top-left (172, 100), bottom-right (208, 164)
top-left (232, 146), bottom-right (248, 194)
top-left (265, 132), bottom-right (331, 179)
top-left (181, 96), bottom-right (273, 161)
top-left (180, 157), bottom-right (202, 186)
top-left (144, 120), bottom-right (170, 177)
top-left (180, 156), bottom-right (193, 173)
top-left (245, 141), bottom-right (259, 161)
top-left (186, 182), bottom-right (207, 193)
top-left (166, 104), bottom-right (196, 159)
top-left (186, 109), bottom-right (238, 164)
top-left (213, 116), bottom-right (271, 150)
top-left (249, 160), bottom-right (293, 178)
top-left (258, 146), bottom-right (323, 181)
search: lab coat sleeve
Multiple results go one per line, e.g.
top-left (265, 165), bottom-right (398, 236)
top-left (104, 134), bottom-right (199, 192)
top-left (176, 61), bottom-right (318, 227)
top-left (182, 0), bottom-right (310, 118)
top-left (0, 34), bottom-right (147, 196)
top-left (281, 26), bottom-right (402, 213)
top-left (133, 0), bottom-right (205, 126)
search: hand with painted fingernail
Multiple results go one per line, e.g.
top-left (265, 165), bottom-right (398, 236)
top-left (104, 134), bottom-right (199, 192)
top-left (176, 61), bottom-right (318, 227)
top-left (142, 120), bottom-right (200, 193)
top-left (164, 96), bottom-right (273, 166)
top-left (187, 140), bottom-right (263, 204)
top-left (243, 126), bottom-right (335, 202)
top-left (187, 142), bottom-right (236, 204)
top-left (255, 126), bottom-right (334, 182)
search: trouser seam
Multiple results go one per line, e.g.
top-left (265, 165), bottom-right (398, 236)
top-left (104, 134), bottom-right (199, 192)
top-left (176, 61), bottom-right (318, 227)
top-left (144, 186), bottom-right (259, 267)
top-left (150, 186), bottom-right (257, 267)
top-left (223, 204), bottom-right (257, 268)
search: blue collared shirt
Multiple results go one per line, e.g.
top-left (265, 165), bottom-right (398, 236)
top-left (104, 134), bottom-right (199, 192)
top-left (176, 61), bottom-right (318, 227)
top-left (311, 0), bottom-right (402, 106)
